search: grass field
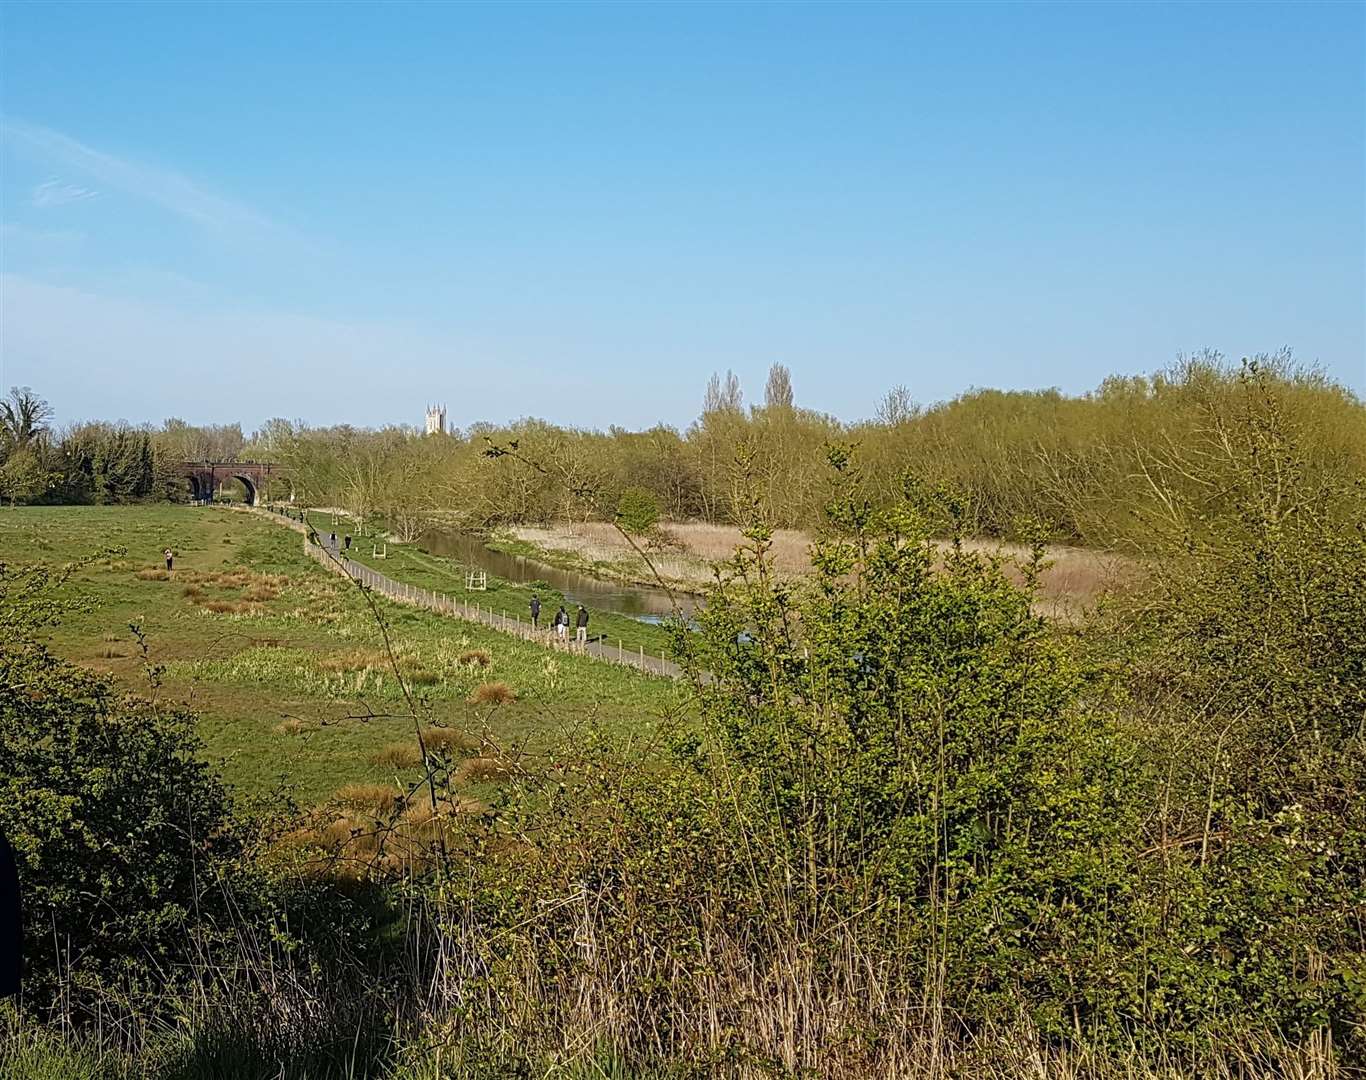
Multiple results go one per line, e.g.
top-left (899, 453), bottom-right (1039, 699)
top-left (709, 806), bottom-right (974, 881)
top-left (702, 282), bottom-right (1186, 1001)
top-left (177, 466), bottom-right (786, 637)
top-left (0, 505), bottom-right (686, 806)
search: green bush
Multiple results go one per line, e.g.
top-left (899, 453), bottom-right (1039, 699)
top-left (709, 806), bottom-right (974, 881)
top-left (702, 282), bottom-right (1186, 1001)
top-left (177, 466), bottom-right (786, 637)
top-left (614, 486), bottom-right (661, 536)
top-left (1106, 364), bottom-right (1366, 1049)
top-left (423, 460), bottom-right (1147, 1069)
top-left (0, 560), bottom-right (236, 1009)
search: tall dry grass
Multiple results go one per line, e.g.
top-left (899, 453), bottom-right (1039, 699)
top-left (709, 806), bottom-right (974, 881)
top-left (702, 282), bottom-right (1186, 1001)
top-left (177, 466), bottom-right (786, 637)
top-left (512, 521), bottom-right (1134, 617)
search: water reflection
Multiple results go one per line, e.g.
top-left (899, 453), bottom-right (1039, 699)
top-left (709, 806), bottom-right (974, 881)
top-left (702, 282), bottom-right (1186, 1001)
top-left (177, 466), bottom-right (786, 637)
top-left (418, 528), bottom-right (700, 625)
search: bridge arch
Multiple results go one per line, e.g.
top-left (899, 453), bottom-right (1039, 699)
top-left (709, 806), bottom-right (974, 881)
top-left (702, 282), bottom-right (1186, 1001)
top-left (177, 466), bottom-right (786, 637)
top-left (173, 461), bottom-right (280, 507)
top-left (231, 474), bottom-right (258, 506)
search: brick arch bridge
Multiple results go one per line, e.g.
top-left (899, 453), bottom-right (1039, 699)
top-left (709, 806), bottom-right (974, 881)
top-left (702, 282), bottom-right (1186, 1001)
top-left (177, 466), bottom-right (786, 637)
top-left (175, 461), bottom-right (283, 506)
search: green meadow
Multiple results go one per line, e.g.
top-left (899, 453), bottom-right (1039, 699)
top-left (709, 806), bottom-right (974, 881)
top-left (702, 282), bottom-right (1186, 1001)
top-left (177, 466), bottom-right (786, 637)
top-left (0, 504), bottom-right (685, 804)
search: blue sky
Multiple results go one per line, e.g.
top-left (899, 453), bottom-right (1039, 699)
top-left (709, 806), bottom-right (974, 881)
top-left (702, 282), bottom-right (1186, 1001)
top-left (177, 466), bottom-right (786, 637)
top-left (1, 1), bottom-right (1362, 433)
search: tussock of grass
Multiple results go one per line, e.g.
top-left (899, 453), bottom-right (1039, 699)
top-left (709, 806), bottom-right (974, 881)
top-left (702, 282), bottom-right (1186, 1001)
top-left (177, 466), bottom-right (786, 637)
top-left (273, 718), bottom-right (309, 735)
top-left (135, 567), bottom-right (169, 581)
top-left (371, 742), bottom-right (422, 769)
top-left (468, 681), bottom-right (516, 706)
top-left (459, 648), bottom-right (492, 667)
top-left (201, 599), bottom-right (259, 615)
top-left (335, 782), bottom-right (404, 815)
top-left (422, 727), bottom-right (478, 755)
top-left (318, 647), bottom-right (391, 673)
top-left (456, 756), bottom-right (511, 784)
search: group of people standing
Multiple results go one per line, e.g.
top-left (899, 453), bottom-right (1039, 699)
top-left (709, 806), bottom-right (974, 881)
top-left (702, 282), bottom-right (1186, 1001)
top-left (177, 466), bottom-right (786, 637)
top-left (529, 595), bottom-right (591, 647)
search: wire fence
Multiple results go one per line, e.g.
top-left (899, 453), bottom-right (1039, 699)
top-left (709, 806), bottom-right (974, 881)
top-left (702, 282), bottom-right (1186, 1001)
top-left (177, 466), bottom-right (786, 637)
top-left (258, 508), bottom-right (683, 680)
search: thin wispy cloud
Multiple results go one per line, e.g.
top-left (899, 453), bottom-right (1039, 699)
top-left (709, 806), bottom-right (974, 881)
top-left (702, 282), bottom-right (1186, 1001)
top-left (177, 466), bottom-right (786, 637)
top-left (31, 178), bottom-right (99, 208)
top-left (3, 117), bottom-right (276, 236)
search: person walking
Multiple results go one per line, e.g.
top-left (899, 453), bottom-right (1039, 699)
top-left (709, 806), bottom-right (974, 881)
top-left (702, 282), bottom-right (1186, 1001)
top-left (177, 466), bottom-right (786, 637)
top-left (163, 548), bottom-right (174, 573)
top-left (530, 594), bottom-right (541, 630)
top-left (344, 534), bottom-right (352, 551)
top-left (554, 605), bottom-right (569, 643)
top-left (575, 604), bottom-right (589, 648)
top-left (329, 531), bottom-right (337, 549)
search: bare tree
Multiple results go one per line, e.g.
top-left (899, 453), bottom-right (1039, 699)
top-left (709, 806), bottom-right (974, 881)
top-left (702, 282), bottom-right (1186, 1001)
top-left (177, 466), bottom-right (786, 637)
top-left (875, 384), bottom-right (918, 426)
top-left (764, 363), bottom-right (794, 410)
top-left (703, 370), bottom-right (743, 414)
top-left (1, 387), bottom-right (54, 457)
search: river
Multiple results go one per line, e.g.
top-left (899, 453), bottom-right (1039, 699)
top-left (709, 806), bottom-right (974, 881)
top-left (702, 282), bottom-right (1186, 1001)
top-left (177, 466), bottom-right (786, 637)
top-left (418, 527), bottom-right (700, 625)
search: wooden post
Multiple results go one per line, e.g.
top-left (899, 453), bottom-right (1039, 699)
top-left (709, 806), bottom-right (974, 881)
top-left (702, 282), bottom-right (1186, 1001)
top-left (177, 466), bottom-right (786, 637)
top-left (619, 639), bottom-right (623, 662)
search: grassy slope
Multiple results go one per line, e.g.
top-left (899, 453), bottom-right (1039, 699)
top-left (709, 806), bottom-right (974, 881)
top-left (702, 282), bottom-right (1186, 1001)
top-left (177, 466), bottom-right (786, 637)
top-left (0, 505), bottom-right (686, 804)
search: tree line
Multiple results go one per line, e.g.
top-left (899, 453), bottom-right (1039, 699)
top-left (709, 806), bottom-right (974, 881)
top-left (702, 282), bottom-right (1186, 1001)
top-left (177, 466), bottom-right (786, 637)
top-left (0, 389), bottom-right (245, 505)
top-left (4, 350), bottom-right (1362, 549)
top-left (258, 350), bottom-right (1363, 546)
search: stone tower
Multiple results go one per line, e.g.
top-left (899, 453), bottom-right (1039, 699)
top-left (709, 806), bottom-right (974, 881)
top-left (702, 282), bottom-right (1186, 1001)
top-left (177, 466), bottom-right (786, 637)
top-left (425, 403), bottom-right (447, 435)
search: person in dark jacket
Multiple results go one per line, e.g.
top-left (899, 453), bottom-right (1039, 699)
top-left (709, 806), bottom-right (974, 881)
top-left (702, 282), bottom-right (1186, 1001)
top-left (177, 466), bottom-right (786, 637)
top-left (575, 604), bottom-right (589, 647)
top-left (554, 606), bottom-right (568, 642)
top-left (0, 830), bottom-right (20, 998)
top-left (530, 595), bottom-right (541, 629)
top-left (344, 534), bottom-right (352, 550)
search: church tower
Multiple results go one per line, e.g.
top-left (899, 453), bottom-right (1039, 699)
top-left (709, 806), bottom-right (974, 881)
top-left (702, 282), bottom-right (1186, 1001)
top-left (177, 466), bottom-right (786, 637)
top-left (425, 403), bottom-right (447, 435)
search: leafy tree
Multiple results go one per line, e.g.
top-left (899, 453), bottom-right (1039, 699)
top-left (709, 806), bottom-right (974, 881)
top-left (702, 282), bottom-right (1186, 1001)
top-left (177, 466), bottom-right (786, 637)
top-left (0, 448), bottom-right (49, 505)
top-left (614, 485), bottom-right (660, 536)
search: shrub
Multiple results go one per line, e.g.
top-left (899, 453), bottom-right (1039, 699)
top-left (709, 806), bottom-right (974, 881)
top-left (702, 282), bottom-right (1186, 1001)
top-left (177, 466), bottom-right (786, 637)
top-left (424, 458), bottom-right (1145, 1069)
top-left (614, 486), bottom-right (660, 536)
top-left (1107, 364), bottom-right (1366, 1047)
top-left (0, 562), bottom-right (237, 1011)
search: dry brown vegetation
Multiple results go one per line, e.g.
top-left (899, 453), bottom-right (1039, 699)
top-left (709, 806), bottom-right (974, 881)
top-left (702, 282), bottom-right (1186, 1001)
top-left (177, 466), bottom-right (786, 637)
top-left (273, 718), bottom-right (309, 736)
top-left (371, 742), bottom-right (422, 769)
top-left (513, 520), bottom-right (1134, 618)
top-left (456, 755), bottom-right (512, 783)
top-left (458, 648), bottom-right (492, 667)
top-left (319, 647), bottom-right (439, 685)
top-left (422, 726), bottom-right (479, 755)
top-left (467, 681), bottom-right (516, 706)
top-left (334, 782), bottom-right (404, 815)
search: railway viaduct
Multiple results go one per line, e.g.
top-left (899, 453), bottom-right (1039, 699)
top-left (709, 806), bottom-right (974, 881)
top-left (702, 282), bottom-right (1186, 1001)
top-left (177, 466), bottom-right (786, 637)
top-left (173, 461), bottom-right (283, 506)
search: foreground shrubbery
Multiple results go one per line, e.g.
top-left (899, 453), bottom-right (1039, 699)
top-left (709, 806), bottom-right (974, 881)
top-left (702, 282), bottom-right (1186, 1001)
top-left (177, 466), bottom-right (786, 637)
top-left (2, 363), bottom-right (1363, 1076)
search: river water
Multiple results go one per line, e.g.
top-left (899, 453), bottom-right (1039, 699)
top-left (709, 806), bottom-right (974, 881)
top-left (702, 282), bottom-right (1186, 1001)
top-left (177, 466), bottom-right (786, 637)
top-left (418, 528), bottom-right (700, 625)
